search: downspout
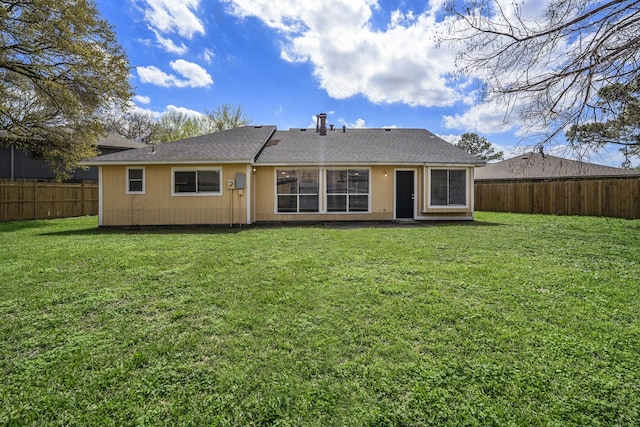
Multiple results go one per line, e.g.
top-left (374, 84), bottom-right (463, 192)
top-left (229, 188), bottom-right (234, 227)
top-left (98, 166), bottom-right (103, 226)
top-left (246, 164), bottom-right (252, 225)
top-left (470, 166), bottom-right (475, 220)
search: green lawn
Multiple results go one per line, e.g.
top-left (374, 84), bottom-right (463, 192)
top-left (1, 212), bottom-right (639, 426)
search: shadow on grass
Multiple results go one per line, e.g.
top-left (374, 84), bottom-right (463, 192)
top-left (40, 220), bottom-right (504, 236)
top-left (427, 220), bottom-right (504, 227)
top-left (0, 219), bottom-right (57, 233)
top-left (39, 225), bottom-right (252, 237)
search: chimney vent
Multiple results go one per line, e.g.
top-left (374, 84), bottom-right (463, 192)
top-left (342, 125), bottom-right (346, 133)
top-left (316, 113), bottom-right (327, 136)
top-left (330, 124), bottom-right (334, 131)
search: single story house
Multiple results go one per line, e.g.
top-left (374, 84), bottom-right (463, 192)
top-left (83, 116), bottom-right (485, 226)
top-left (0, 134), bottom-right (146, 182)
top-left (473, 151), bottom-right (640, 218)
top-left (474, 151), bottom-right (639, 180)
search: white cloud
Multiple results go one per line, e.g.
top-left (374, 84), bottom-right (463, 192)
top-left (127, 103), bottom-right (206, 121)
top-left (136, 60), bottom-right (213, 88)
top-left (140, 0), bottom-right (205, 38)
top-left (133, 95), bottom-right (151, 104)
top-left (352, 119), bottom-right (367, 128)
top-left (436, 133), bottom-right (460, 144)
top-left (149, 27), bottom-right (189, 54)
top-left (164, 104), bottom-right (206, 118)
top-left (136, 65), bottom-right (177, 87)
top-left (222, 0), bottom-right (460, 108)
top-left (169, 59), bottom-right (213, 87)
top-left (442, 102), bottom-right (516, 134)
top-left (203, 48), bottom-right (215, 64)
top-left (336, 117), bottom-right (367, 128)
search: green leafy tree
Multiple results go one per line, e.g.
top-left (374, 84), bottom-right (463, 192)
top-left (206, 104), bottom-right (251, 131)
top-left (566, 80), bottom-right (640, 168)
top-left (455, 132), bottom-right (504, 162)
top-left (0, 0), bottom-right (132, 179)
top-left (154, 111), bottom-right (211, 143)
top-left (153, 104), bottom-right (251, 143)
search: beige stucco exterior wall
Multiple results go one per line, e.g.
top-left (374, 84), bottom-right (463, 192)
top-left (100, 164), bottom-right (250, 226)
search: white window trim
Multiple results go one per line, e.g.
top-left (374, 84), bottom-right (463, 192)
top-left (272, 167), bottom-right (372, 215)
top-left (126, 166), bottom-right (145, 195)
top-left (324, 167), bottom-right (372, 214)
top-left (171, 167), bottom-right (223, 197)
top-left (427, 167), bottom-right (469, 208)
top-left (274, 168), bottom-right (322, 214)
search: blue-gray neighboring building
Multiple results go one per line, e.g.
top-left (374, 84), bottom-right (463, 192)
top-left (0, 134), bottom-right (146, 182)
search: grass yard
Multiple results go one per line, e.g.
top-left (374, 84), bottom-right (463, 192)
top-left (1, 212), bottom-right (639, 426)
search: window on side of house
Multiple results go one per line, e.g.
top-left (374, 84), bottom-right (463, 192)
top-left (430, 169), bottom-right (467, 206)
top-left (126, 167), bottom-right (145, 194)
top-left (326, 169), bottom-right (369, 212)
top-left (276, 169), bottom-right (320, 213)
top-left (172, 168), bottom-right (221, 195)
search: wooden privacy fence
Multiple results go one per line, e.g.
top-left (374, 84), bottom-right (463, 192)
top-left (0, 181), bottom-right (98, 222)
top-left (475, 176), bottom-right (640, 219)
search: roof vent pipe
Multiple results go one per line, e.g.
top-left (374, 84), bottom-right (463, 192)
top-left (317, 113), bottom-right (327, 136)
top-left (342, 125), bottom-right (346, 133)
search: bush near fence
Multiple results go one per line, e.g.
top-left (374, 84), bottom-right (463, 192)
top-left (475, 176), bottom-right (640, 219)
top-left (0, 180), bottom-right (98, 222)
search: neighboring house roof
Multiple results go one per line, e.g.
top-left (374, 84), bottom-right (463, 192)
top-left (84, 125), bottom-right (483, 166)
top-left (98, 134), bottom-right (147, 150)
top-left (475, 152), bottom-right (640, 180)
top-left (83, 126), bottom-right (277, 165)
top-left (255, 128), bottom-right (483, 165)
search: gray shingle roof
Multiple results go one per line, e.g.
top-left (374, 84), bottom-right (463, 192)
top-left (475, 152), bottom-right (640, 180)
top-left (98, 134), bottom-right (147, 150)
top-left (256, 128), bottom-right (483, 165)
top-left (83, 125), bottom-right (483, 166)
top-left (83, 126), bottom-right (277, 165)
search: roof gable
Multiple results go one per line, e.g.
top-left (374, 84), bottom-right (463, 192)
top-left (83, 126), bottom-right (277, 165)
top-left (98, 134), bottom-right (147, 150)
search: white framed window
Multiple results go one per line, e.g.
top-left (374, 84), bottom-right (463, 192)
top-left (276, 169), bottom-right (320, 213)
top-left (126, 167), bottom-right (145, 194)
top-left (429, 168), bottom-right (467, 207)
top-left (172, 167), bottom-right (222, 196)
top-left (326, 169), bottom-right (370, 213)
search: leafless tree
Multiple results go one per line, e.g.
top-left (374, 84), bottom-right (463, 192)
top-left (102, 110), bottom-right (159, 144)
top-left (442, 0), bottom-right (640, 155)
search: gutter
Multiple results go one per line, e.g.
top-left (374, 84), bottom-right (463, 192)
top-left (81, 159), bottom-right (253, 167)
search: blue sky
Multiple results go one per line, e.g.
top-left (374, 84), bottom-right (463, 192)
top-left (94, 0), bottom-right (627, 166)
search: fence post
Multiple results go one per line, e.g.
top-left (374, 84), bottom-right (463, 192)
top-left (32, 181), bottom-right (37, 220)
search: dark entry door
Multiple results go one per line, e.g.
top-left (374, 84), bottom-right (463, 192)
top-left (395, 170), bottom-right (415, 219)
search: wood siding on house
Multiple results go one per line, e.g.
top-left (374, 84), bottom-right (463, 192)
top-left (100, 164), bottom-right (250, 226)
top-left (254, 165), bottom-right (475, 222)
top-left (98, 164), bottom-right (476, 226)
top-left (253, 165), bottom-right (396, 222)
